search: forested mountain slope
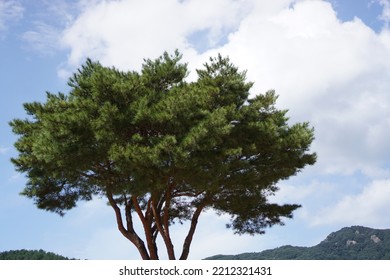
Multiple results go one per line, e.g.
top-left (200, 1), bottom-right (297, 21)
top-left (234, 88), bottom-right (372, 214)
top-left (206, 226), bottom-right (390, 260)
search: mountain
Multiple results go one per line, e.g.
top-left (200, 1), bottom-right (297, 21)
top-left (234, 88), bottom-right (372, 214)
top-left (0, 249), bottom-right (71, 260)
top-left (206, 226), bottom-right (390, 260)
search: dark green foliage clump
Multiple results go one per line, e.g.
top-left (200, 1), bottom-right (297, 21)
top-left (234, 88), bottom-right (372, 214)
top-left (0, 249), bottom-right (71, 260)
top-left (206, 226), bottom-right (390, 260)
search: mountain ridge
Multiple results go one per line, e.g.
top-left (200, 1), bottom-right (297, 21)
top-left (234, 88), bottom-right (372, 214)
top-left (206, 226), bottom-right (390, 260)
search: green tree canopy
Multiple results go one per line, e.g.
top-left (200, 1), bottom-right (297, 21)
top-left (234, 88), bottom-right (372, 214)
top-left (10, 51), bottom-right (316, 260)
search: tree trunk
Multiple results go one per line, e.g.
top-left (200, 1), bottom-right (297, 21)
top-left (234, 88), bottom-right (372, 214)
top-left (108, 189), bottom-right (208, 260)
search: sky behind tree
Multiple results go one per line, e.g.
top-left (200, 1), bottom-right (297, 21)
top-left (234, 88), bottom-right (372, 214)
top-left (1, 0), bottom-right (390, 259)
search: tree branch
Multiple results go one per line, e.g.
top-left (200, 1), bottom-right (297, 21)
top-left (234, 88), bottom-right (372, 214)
top-left (151, 191), bottom-right (176, 260)
top-left (179, 198), bottom-right (208, 260)
top-left (131, 196), bottom-right (159, 259)
top-left (163, 183), bottom-right (175, 259)
top-left (106, 190), bottom-right (150, 260)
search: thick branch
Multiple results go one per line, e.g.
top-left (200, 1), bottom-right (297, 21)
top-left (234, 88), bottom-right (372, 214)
top-left (123, 194), bottom-right (145, 245)
top-left (151, 191), bottom-right (176, 260)
top-left (106, 191), bottom-right (150, 260)
top-left (145, 199), bottom-right (159, 257)
top-left (179, 201), bottom-right (208, 260)
top-left (131, 196), bottom-right (159, 259)
top-left (163, 184), bottom-right (176, 260)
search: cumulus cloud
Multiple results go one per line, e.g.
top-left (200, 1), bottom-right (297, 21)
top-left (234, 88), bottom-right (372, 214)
top-left (60, 0), bottom-right (252, 71)
top-left (213, 0), bottom-right (390, 177)
top-left (0, 0), bottom-right (23, 34)
top-left (310, 179), bottom-right (390, 227)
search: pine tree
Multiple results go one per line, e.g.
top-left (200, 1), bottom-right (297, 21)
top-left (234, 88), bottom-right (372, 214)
top-left (10, 51), bottom-right (316, 259)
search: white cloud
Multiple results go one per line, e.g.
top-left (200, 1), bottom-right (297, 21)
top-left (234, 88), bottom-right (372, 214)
top-left (22, 22), bottom-right (61, 55)
top-left (271, 180), bottom-right (336, 205)
top-left (41, 0), bottom-right (78, 25)
top-left (0, 0), bottom-right (23, 34)
top-left (214, 0), bottom-right (390, 177)
top-left (60, 0), bottom-right (252, 72)
top-left (378, 0), bottom-right (390, 27)
top-left (310, 179), bottom-right (390, 227)
top-left (20, 0), bottom-right (81, 55)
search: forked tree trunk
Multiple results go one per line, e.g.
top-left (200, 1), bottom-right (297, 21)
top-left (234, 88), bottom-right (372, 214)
top-left (107, 190), bottom-right (207, 260)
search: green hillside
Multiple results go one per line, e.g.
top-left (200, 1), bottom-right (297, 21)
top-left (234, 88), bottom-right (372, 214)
top-left (0, 249), bottom-right (71, 260)
top-left (206, 226), bottom-right (390, 260)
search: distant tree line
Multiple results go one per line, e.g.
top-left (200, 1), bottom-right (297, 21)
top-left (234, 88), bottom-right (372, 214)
top-left (0, 249), bottom-right (71, 260)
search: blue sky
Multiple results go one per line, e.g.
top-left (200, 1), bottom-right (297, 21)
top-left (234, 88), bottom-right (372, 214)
top-left (1, 0), bottom-right (390, 260)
